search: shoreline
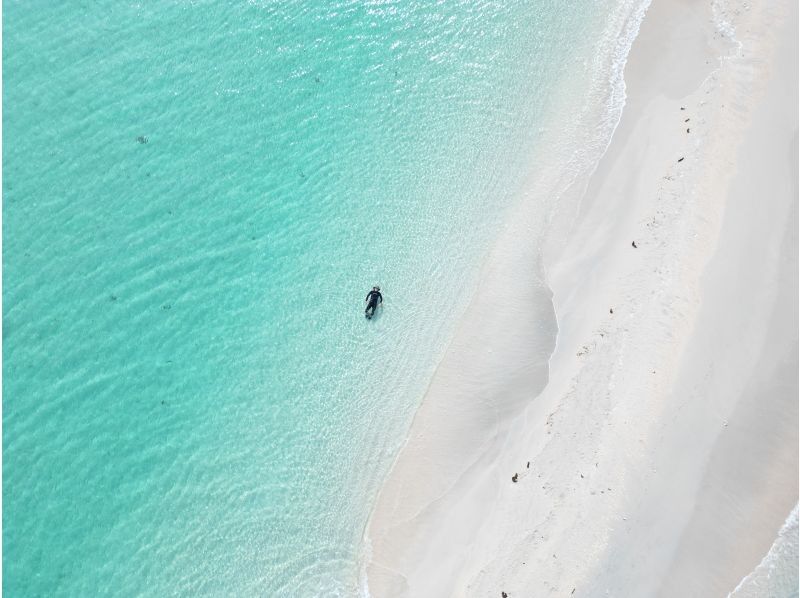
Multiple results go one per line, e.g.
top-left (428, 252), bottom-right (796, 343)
top-left (362, 0), bottom-right (798, 594)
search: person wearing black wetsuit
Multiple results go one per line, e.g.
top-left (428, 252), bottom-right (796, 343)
top-left (365, 286), bottom-right (383, 318)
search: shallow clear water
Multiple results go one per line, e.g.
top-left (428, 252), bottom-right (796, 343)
top-left (729, 506), bottom-right (799, 598)
top-left (4, 1), bottom-right (642, 595)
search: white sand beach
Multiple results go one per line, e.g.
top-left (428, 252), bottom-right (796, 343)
top-left (363, 0), bottom-right (798, 595)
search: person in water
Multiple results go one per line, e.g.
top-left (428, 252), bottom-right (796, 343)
top-left (365, 286), bottom-right (383, 318)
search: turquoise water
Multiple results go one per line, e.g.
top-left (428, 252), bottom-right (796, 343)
top-left (4, 1), bottom-right (641, 595)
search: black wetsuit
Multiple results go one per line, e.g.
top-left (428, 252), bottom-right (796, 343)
top-left (365, 290), bottom-right (383, 316)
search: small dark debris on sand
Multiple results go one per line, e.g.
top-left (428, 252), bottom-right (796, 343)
top-left (136, 135), bottom-right (149, 144)
top-left (680, 106), bottom-right (686, 110)
top-left (631, 241), bottom-right (637, 248)
top-left (685, 118), bottom-right (690, 122)
top-left (502, 592), bottom-right (508, 598)
top-left (610, 308), bottom-right (614, 314)
top-left (678, 157), bottom-right (685, 162)
top-left (512, 473), bottom-right (519, 483)
top-left (526, 461), bottom-right (530, 469)
top-left (686, 128), bottom-right (691, 133)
